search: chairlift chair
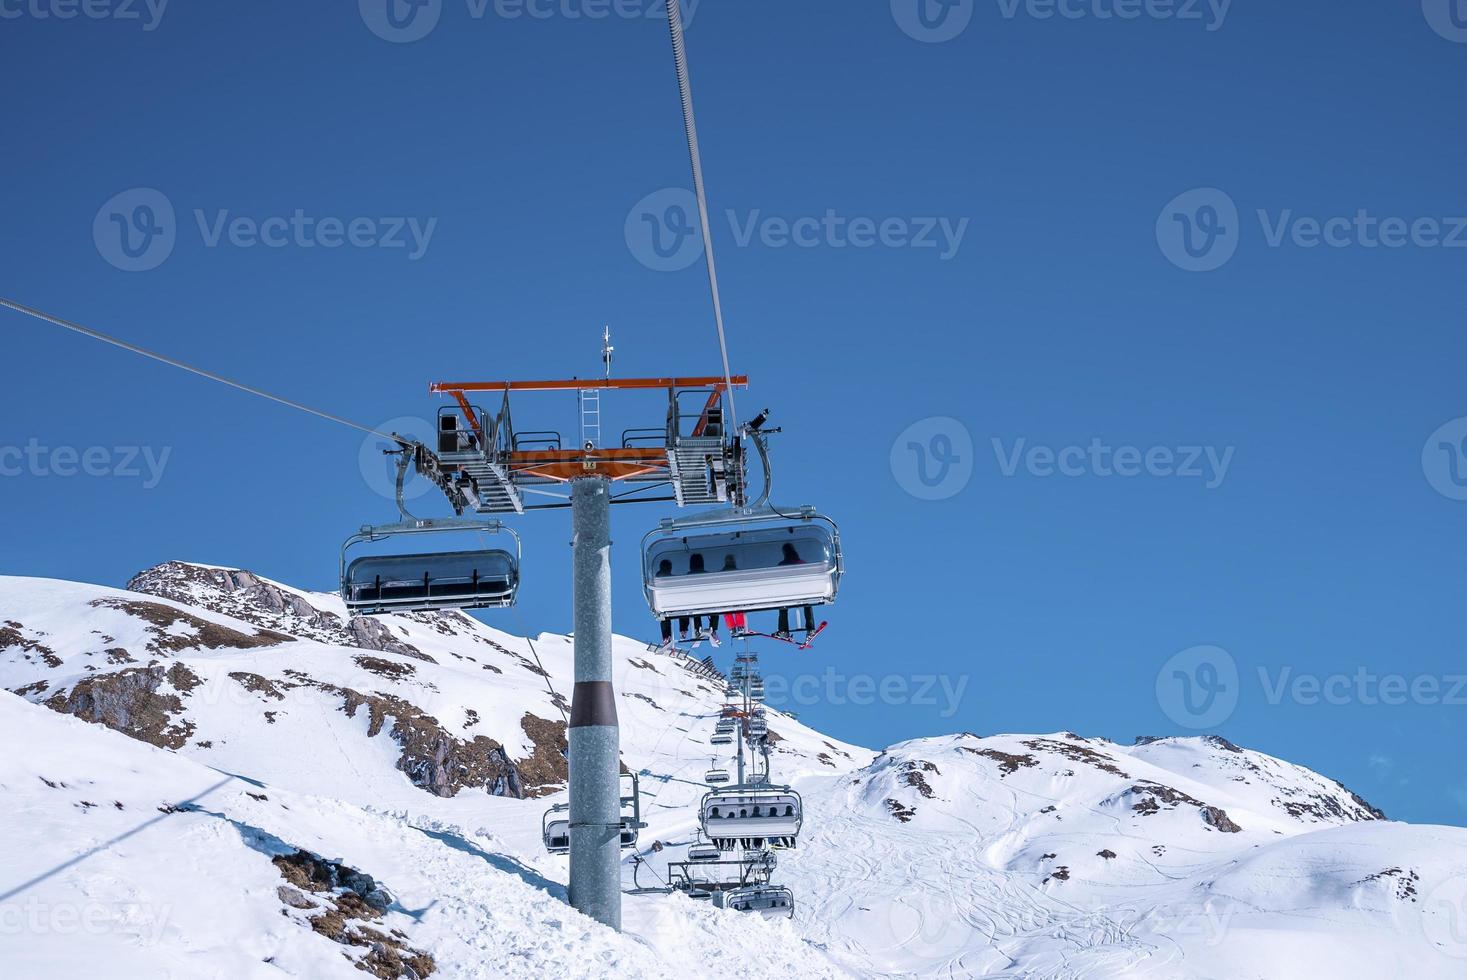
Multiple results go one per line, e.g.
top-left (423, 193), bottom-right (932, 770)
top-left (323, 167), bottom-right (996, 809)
top-left (542, 772), bottom-right (645, 854)
top-left (710, 730), bottom-right (734, 746)
top-left (705, 767), bottom-right (731, 786)
top-left (724, 884), bottom-right (795, 919)
top-left (700, 786), bottom-right (803, 850)
top-left (688, 842), bottom-right (723, 863)
top-left (341, 444), bottom-right (522, 615)
top-left (642, 506), bottom-right (842, 623)
top-left (542, 804), bottom-right (571, 854)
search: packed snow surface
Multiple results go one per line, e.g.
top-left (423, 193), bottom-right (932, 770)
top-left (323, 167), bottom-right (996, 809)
top-left (4, 563), bottom-right (1467, 978)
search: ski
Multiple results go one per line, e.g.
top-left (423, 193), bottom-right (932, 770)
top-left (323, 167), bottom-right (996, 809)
top-left (742, 621), bottom-right (828, 650)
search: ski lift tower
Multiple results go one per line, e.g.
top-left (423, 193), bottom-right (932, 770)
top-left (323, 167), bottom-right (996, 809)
top-left (420, 369), bottom-right (748, 931)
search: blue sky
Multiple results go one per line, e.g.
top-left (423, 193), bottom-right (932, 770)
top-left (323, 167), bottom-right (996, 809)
top-left (2, 1), bottom-right (1466, 824)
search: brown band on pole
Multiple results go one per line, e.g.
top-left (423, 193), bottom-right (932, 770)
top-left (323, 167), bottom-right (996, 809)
top-left (569, 681), bottom-right (619, 728)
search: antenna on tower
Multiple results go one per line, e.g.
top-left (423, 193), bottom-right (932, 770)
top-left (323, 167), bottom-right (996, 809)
top-left (601, 325), bottom-right (614, 380)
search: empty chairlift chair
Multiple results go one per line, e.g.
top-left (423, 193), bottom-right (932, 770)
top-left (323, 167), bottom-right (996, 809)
top-left (543, 773), bottom-right (645, 854)
top-left (643, 508), bottom-right (842, 626)
top-left (705, 767), bottom-right (731, 786)
top-left (688, 842), bottom-right (723, 863)
top-left (724, 885), bottom-right (795, 919)
top-left (700, 786), bottom-right (803, 850)
top-left (341, 518), bottom-right (521, 615)
top-left (542, 803), bottom-right (571, 854)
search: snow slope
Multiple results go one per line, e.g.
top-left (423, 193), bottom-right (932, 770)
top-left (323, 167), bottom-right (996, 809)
top-left (0, 692), bottom-right (844, 979)
top-left (5, 562), bottom-right (1467, 978)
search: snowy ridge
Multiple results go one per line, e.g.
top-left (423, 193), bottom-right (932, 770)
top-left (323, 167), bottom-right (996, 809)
top-left (4, 563), bottom-right (1467, 978)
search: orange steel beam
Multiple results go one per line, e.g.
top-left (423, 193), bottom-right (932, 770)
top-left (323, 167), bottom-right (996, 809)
top-left (431, 376), bottom-right (748, 394)
top-left (503, 447), bottom-right (672, 483)
top-left (691, 388), bottom-right (723, 438)
top-left (447, 391), bottom-right (484, 443)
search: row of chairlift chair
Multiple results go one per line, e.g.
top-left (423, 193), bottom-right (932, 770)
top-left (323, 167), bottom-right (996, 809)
top-left (674, 653), bottom-right (799, 918)
top-left (340, 415), bottom-right (843, 641)
top-left (339, 419), bottom-right (828, 923)
top-left (342, 505), bottom-right (842, 632)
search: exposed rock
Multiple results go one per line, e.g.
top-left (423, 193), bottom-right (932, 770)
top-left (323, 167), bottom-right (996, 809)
top-left (347, 617), bottom-right (434, 663)
top-left (354, 656), bottom-right (417, 682)
top-left (1024, 738), bottom-right (1130, 778)
top-left (901, 761), bottom-right (939, 799)
top-left (229, 672), bottom-right (287, 701)
top-left (885, 798), bottom-right (917, 823)
top-left (962, 746), bottom-right (1040, 777)
top-left (271, 850), bottom-right (432, 978)
top-left (514, 714), bottom-right (569, 798)
top-left (127, 561), bottom-right (431, 662)
top-left (0, 622), bottom-right (62, 667)
top-left (1200, 806), bottom-right (1242, 834)
top-left (44, 666), bottom-right (195, 749)
top-left (87, 598), bottom-right (290, 654)
top-left (1203, 735), bottom-right (1244, 754)
top-left (335, 687), bottom-right (517, 798)
top-left (1360, 867), bottom-right (1420, 901)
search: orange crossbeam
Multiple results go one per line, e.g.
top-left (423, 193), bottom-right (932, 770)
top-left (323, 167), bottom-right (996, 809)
top-left (505, 447), bottom-right (671, 483)
top-left (431, 376), bottom-right (748, 394)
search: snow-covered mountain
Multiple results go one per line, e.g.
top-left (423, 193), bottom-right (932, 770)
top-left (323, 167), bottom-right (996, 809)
top-left (3, 562), bottom-right (1467, 978)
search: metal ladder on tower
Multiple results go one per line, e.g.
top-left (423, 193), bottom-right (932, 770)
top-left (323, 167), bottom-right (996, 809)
top-left (580, 387), bottom-right (601, 449)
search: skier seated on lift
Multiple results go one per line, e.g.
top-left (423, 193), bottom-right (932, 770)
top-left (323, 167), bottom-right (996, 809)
top-left (687, 553), bottom-right (720, 647)
top-left (656, 555), bottom-right (720, 649)
top-left (775, 543), bottom-right (816, 641)
top-left (656, 558), bottom-right (692, 651)
top-left (720, 553), bottom-right (750, 637)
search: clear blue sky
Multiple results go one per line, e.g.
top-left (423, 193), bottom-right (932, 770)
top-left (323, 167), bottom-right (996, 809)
top-left (3, 2), bottom-right (1465, 824)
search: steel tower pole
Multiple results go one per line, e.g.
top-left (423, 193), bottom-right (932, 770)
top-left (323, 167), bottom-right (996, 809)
top-left (568, 477), bottom-right (621, 930)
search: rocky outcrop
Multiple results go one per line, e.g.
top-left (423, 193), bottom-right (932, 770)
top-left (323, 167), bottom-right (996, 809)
top-left (127, 561), bottom-right (430, 661)
top-left (44, 666), bottom-right (196, 749)
top-left (272, 849), bottom-right (434, 979)
top-left (1200, 805), bottom-right (1242, 833)
top-left (87, 598), bottom-right (290, 654)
